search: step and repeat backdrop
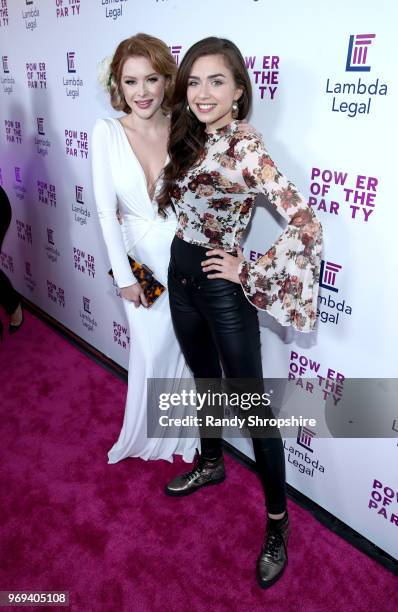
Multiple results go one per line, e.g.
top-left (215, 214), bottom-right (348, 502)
top-left (0, 1), bottom-right (397, 559)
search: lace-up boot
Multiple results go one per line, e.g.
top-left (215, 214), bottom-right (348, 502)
top-left (256, 512), bottom-right (290, 588)
top-left (165, 453), bottom-right (225, 496)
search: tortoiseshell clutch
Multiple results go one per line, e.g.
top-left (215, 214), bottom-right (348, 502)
top-left (108, 256), bottom-right (166, 307)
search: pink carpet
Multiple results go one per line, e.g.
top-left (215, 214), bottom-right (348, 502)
top-left (0, 310), bottom-right (397, 612)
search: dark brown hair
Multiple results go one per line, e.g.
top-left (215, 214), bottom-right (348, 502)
top-left (109, 33), bottom-right (176, 115)
top-left (157, 37), bottom-right (252, 215)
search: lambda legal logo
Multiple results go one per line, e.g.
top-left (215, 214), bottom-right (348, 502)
top-left (83, 296), bottom-right (91, 314)
top-left (169, 45), bottom-right (182, 66)
top-left (319, 260), bottom-right (342, 293)
top-left (67, 52), bottom-right (76, 73)
top-left (13, 168), bottom-right (26, 200)
top-left (346, 34), bottom-right (376, 72)
top-left (283, 426), bottom-right (325, 477)
top-left (2, 56), bottom-right (9, 73)
top-left (36, 117), bottom-right (50, 158)
top-left (47, 228), bottom-right (54, 245)
top-left (73, 185), bottom-right (90, 226)
top-left (80, 295), bottom-right (97, 332)
top-left (14, 167), bottom-right (22, 183)
top-left (75, 185), bottom-right (83, 203)
top-left (25, 261), bottom-right (36, 291)
top-left (317, 260), bottom-right (352, 325)
top-left (45, 227), bottom-right (59, 263)
top-left (37, 117), bottom-right (44, 135)
top-left (296, 426), bottom-right (315, 452)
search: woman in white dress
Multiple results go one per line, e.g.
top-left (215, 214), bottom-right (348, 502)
top-left (91, 33), bottom-right (199, 464)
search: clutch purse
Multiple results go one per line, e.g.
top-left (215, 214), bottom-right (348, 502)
top-left (108, 256), bottom-right (166, 308)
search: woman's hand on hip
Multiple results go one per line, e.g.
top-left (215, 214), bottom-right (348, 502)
top-left (120, 283), bottom-right (148, 308)
top-left (201, 247), bottom-right (244, 283)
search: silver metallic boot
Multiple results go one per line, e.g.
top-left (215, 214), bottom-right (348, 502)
top-left (165, 453), bottom-right (225, 496)
top-left (256, 512), bottom-right (290, 588)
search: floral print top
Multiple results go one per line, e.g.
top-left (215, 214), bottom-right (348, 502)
top-left (170, 120), bottom-right (323, 332)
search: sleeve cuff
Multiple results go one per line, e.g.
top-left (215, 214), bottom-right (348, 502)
top-left (237, 217), bottom-right (323, 332)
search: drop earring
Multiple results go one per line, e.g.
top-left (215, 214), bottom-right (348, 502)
top-left (231, 101), bottom-right (239, 119)
top-left (186, 104), bottom-right (191, 113)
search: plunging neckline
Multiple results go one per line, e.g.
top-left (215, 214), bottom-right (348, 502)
top-left (113, 117), bottom-right (168, 203)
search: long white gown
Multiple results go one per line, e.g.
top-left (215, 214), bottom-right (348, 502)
top-left (91, 116), bottom-right (199, 464)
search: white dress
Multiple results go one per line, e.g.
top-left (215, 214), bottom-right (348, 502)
top-left (91, 116), bottom-right (199, 464)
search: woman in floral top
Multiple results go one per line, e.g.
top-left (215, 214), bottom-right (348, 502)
top-left (157, 37), bottom-right (323, 589)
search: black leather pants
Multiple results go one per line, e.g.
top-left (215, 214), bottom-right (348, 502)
top-left (168, 235), bottom-right (287, 514)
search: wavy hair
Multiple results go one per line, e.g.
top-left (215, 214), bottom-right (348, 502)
top-left (109, 33), bottom-right (176, 115)
top-left (157, 37), bottom-right (252, 215)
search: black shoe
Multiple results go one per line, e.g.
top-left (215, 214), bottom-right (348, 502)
top-left (165, 453), bottom-right (225, 496)
top-left (256, 513), bottom-right (290, 589)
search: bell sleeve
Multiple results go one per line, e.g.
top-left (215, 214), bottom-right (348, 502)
top-left (91, 118), bottom-right (137, 289)
top-left (237, 134), bottom-right (323, 332)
